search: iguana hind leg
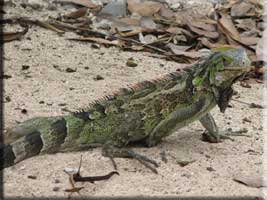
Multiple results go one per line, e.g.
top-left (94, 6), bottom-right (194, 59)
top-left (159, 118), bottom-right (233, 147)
top-left (200, 112), bottom-right (250, 143)
top-left (102, 143), bottom-right (159, 174)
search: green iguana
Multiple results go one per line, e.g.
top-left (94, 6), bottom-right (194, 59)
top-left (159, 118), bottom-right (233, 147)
top-left (1, 48), bottom-right (251, 172)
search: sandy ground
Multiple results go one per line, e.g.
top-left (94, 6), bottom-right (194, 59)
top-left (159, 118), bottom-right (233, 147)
top-left (2, 0), bottom-right (265, 198)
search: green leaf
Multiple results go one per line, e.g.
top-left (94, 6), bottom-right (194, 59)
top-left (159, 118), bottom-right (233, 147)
top-left (209, 67), bottom-right (216, 84)
top-left (193, 76), bottom-right (205, 87)
top-left (217, 62), bottom-right (224, 71)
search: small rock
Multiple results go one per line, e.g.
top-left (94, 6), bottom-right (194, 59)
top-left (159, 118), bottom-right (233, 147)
top-left (0, 74), bottom-right (12, 79)
top-left (257, 22), bottom-right (267, 31)
top-left (21, 0), bottom-right (46, 10)
top-left (170, 2), bottom-right (181, 10)
top-left (205, 154), bottom-right (211, 159)
top-left (21, 109), bottom-right (27, 114)
top-left (176, 159), bottom-right (196, 167)
top-left (58, 103), bottom-right (67, 106)
top-left (53, 179), bottom-right (61, 184)
top-left (27, 175), bottom-right (37, 179)
top-left (66, 67), bottom-right (76, 73)
top-left (181, 172), bottom-right (192, 178)
top-left (93, 75), bottom-right (104, 80)
top-left (206, 167), bottom-right (215, 172)
top-left (242, 117), bottom-right (252, 123)
top-left (91, 43), bottom-right (101, 49)
top-left (21, 43), bottom-right (33, 51)
top-left (39, 100), bottom-right (45, 104)
top-left (126, 58), bottom-right (138, 67)
top-left (22, 65), bottom-right (30, 70)
top-left (4, 96), bottom-right (11, 103)
top-left (53, 187), bottom-right (60, 192)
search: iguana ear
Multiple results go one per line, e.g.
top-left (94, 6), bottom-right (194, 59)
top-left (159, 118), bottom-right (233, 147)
top-left (212, 86), bottom-right (234, 113)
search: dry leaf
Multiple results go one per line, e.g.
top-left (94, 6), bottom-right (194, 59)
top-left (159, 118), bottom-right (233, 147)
top-left (188, 23), bottom-right (219, 39)
top-left (139, 33), bottom-right (157, 44)
top-left (231, 2), bottom-right (254, 17)
top-left (175, 11), bottom-right (187, 26)
top-left (127, 0), bottom-right (163, 16)
top-left (256, 28), bottom-right (267, 62)
top-left (200, 41), bottom-right (240, 52)
top-left (68, 37), bottom-right (124, 47)
top-left (2, 26), bottom-right (28, 42)
top-left (159, 6), bottom-right (175, 18)
top-left (140, 17), bottom-right (157, 29)
top-left (63, 7), bottom-right (88, 19)
top-left (59, 0), bottom-right (98, 8)
top-left (118, 17), bottom-right (140, 26)
top-left (233, 174), bottom-right (266, 188)
top-left (235, 18), bottom-right (256, 31)
top-left (166, 27), bottom-right (193, 38)
top-left (166, 43), bottom-right (191, 51)
top-left (240, 36), bottom-right (259, 46)
top-left (65, 187), bottom-right (85, 193)
top-left (167, 43), bottom-right (201, 58)
top-left (218, 12), bottom-right (240, 41)
top-left (189, 19), bottom-right (216, 32)
top-left (36, 20), bottom-right (65, 34)
top-left (115, 28), bottom-right (143, 37)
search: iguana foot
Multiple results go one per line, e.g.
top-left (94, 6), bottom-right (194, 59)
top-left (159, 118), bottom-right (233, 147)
top-left (102, 144), bottom-right (159, 174)
top-left (202, 128), bottom-right (250, 143)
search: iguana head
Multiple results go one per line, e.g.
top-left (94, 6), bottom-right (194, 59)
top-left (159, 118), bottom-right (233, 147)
top-left (193, 48), bottom-right (251, 112)
top-left (211, 48), bottom-right (251, 87)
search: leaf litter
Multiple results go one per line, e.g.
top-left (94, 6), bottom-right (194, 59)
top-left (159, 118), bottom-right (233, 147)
top-left (1, 0), bottom-right (264, 77)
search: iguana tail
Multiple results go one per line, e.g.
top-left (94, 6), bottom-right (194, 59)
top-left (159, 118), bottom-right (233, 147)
top-left (1, 115), bottom-right (89, 169)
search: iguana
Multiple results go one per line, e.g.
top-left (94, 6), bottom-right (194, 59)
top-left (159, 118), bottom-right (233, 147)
top-left (1, 48), bottom-right (251, 173)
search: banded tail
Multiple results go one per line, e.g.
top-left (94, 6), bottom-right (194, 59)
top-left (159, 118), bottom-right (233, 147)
top-left (1, 115), bottom-right (88, 169)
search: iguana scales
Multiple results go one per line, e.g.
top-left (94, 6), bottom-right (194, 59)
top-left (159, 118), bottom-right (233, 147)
top-left (1, 48), bottom-right (251, 172)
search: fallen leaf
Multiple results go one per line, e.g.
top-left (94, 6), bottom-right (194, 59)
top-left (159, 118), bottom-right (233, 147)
top-left (218, 12), bottom-right (240, 41)
top-left (65, 187), bottom-right (85, 193)
top-left (68, 37), bottom-right (124, 47)
top-left (127, 0), bottom-right (163, 16)
top-left (166, 43), bottom-right (191, 51)
top-left (188, 23), bottom-right (219, 39)
top-left (159, 6), bottom-right (175, 18)
top-left (2, 26), bottom-right (28, 42)
top-left (235, 18), bottom-right (256, 31)
top-left (189, 19), bottom-right (216, 32)
top-left (166, 27), bottom-right (193, 38)
top-left (231, 2), bottom-right (254, 17)
top-left (140, 17), bottom-right (157, 29)
top-left (59, 0), bottom-right (98, 8)
top-left (240, 36), bottom-right (259, 46)
top-left (233, 174), bottom-right (266, 188)
top-left (256, 28), bottom-right (267, 62)
top-left (63, 7), bottom-right (88, 19)
top-left (35, 20), bottom-right (65, 34)
top-left (249, 103), bottom-right (265, 109)
top-left (167, 43), bottom-right (201, 58)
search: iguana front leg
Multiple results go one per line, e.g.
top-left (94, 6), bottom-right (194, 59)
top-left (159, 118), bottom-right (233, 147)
top-left (102, 143), bottom-right (159, 174)
top-left (199, 112), bottom-right (249, 143)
